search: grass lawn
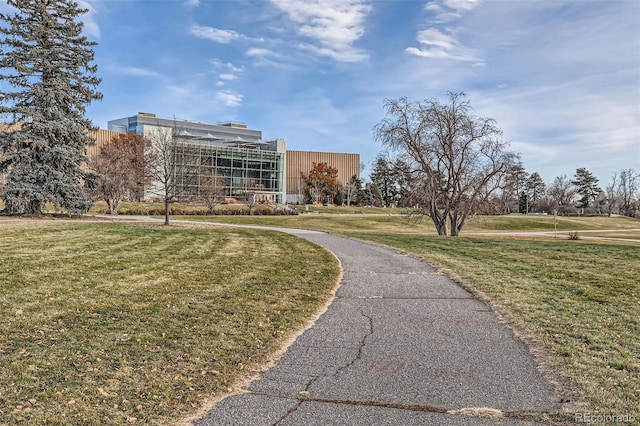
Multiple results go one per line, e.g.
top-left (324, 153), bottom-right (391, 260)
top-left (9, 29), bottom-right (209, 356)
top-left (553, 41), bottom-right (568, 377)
top-left (173, 213), bottom-right (439, 236)
top-left (176, 212), bottom-right (640, 237)
top-left (463, 214), bottom-right (640, 233)
top-left (0, 221), bottom-right (339, 425)
top-left (181, 213), bottom-right (640, 420)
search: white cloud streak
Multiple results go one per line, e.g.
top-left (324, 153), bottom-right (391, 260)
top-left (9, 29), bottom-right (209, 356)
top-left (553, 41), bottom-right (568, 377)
top-left (444, 0), bottom-right (481, 12)
top-left (246, 47), bottom-right (277, 58)
top-left (209, 59), bottom-right (244, 74)
top-left (216, 91), bottom-right (244, 108)
top-left (408, 1), bottom-right (484, 64)
top-left (218, 73), bottom-right (237, 81)
top-left (77, 1), bottom-right (101, 38)
top-left (270, 0), bottom-right (371, 63)
top-left (406, 28), bottom-right (483, 64)
top-left (190, 25), bottom-right (241, 43)
top-left (107, 65), bottom-right (164, 79)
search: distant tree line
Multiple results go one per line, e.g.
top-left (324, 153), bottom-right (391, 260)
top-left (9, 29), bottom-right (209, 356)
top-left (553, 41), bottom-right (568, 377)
top-left (360, 154), bottom-right (638, 218)
top-left (361, 93), bottom-right (638, 236)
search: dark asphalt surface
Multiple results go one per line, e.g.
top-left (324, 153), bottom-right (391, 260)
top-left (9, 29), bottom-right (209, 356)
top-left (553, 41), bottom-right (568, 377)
top-left (189, 228), bottom-right (561, 425)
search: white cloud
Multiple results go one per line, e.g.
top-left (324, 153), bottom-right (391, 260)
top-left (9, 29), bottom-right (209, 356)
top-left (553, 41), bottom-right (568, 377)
top-left (423, 2), bottom-right (461, 23)
top-left (108, 65), bottom-right (164, 79)
top-left (298, 42), bottom-right (368, 63)
top-left (416, 28), bottom-right (456, 50)
top-left (469, 70), bottom-right (640, 182)
top-left (509, 141), bottom-right (560, 165)
top-left (218, 73), bottom-right (237, 81)
top-left (77, 0), bottom-right (101, 38)
top-left (270, 0), bottom-right (371, 63)
top-left (185, 0), bottom-right (199, 8)
top-left (408, 0), bottom-right (485, 64)
top-left (246, 47), bottom-right (277, 58)
top-left (216, 91), bottom-right (244, 108)
top-left (209, 59), bottom-right (245, 74)
top-left (406, 28), bottom-right (483, 63)
top-left (444, 0), bottom-right (481, 11)
top-left (190, 25), bottom-right (241, 43)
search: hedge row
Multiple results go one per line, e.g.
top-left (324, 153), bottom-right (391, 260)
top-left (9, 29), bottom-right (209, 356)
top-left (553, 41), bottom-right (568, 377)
top-left (94, 204), bottom-right (299, 216)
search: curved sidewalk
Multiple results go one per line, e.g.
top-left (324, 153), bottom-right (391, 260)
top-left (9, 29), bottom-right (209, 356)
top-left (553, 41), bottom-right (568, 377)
top-left (193, 227), bottom-right (561, 425)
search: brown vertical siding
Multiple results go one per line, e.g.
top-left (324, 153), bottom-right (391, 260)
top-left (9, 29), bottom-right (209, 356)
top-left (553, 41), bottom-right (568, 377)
top-left (86, 129), bottom-right (122, 160)
top-left (286, 150), bottom-right (360, 198)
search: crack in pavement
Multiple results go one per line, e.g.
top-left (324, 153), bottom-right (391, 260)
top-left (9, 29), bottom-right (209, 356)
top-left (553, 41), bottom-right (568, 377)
top-left (330, 310), bottom-right (374, 379)
top-left (272, 310), bottom-right (374, 426)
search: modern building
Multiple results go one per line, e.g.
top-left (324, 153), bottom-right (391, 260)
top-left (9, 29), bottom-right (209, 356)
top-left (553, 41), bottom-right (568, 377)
top-left (1, 114), bottom-right (360, 206)
top-left (108, 113), bottom-right (287, 204)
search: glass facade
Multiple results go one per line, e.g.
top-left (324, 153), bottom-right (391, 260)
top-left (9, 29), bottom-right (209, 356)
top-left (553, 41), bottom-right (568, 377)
top-left (107, 114), bottom-right (287, 204)
top-left (173, 140), bottom-right (285, 204)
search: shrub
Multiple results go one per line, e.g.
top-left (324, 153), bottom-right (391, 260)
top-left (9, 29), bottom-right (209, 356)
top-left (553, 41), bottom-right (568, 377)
top-left (91, 201), bottom-right (299, 216)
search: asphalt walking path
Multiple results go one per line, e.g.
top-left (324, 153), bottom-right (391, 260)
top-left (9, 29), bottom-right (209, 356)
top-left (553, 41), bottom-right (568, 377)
top-left (192, 226), bottom-right (562, 425)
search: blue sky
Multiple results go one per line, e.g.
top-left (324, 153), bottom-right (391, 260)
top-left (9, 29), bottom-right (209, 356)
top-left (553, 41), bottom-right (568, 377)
top-left (6, 0), bottom-right (640, 185)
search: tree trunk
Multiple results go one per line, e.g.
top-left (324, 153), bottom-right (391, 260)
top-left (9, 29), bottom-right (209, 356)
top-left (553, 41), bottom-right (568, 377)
top-left (109, 199), bottom-right (119, 215)
top-left (164, 198), bottom-right (170, 225)
top-left (431, 216), bottom-right (447, 236)
top-left (26, 199), bottom-right (42, 216)
top-left (449, 216), bottom-right (458, 236)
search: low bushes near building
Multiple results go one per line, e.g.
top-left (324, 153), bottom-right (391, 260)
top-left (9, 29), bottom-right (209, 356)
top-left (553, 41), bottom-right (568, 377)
top-left (89, 201), bottom-right (298, 216)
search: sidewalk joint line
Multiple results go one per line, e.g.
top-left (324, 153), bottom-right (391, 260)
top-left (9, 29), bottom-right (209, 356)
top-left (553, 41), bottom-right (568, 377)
top-left (335, 296), bottom-right (475, 300)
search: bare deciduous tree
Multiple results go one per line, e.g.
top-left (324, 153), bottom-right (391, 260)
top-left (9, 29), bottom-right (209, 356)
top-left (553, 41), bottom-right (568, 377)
top-left (375, 92), bottom-right (515, 236)
top-left (605, 172), bottom-right (619, 217)
top-left (345, 174), bottom-right (363, 207)
top-left (88, 132), bottom-right (150, 214)
top-left (617, 168), bottom-right (638, 217)
top-left (547, 174), bottom-right (576, 214)
top-left (198, 171), bottom-right (226, 214)
top-left (145, 127), bottom-right (178, 225)
top-left (243, 179), bottom-right (263, 215)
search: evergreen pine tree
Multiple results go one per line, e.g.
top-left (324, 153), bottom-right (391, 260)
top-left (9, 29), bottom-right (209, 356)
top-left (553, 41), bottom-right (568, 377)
top-left (0, 0), bottom-right (102, 215)
top-left (519, 190), bottom-right (529, 214)
top-left (370, 157), bottom-right (398, 207)
top-left (572, 167), bottom-right (601, 209)
top-left (525, 172), bottom-right (546, 212)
